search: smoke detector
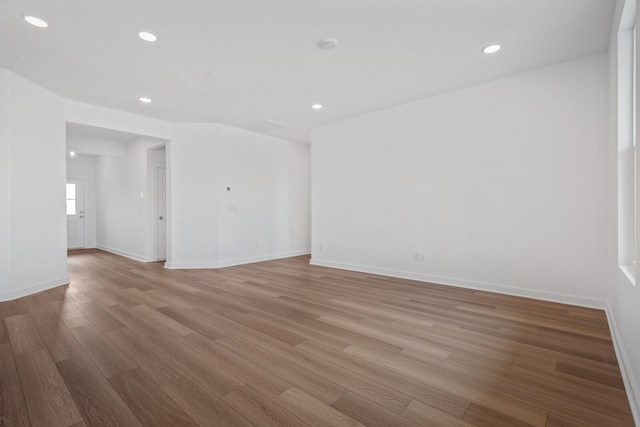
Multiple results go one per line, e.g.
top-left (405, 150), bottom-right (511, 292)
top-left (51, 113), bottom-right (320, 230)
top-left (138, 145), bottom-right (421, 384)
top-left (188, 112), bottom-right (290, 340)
top-left (318, 38), bottom-right (338, 50)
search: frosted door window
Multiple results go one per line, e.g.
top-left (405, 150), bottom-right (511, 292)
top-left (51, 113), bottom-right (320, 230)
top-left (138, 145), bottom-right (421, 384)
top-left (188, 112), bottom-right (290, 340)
top-left (66, 183), bottom-right (77, 215)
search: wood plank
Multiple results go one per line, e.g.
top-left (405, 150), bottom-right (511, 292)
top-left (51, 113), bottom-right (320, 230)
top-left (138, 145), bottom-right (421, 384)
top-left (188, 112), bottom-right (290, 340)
top-left (0, 300), bottom-right (28, 318)
top-left (0, 407), bottom-right (30, 427)
top-left (462, 402), bottom-right (535, 427)
top-left (320, 315), bottom-right (451, 358)
top-left (71, 301), bottom-right (124, 333)
top-left (161, 375), bottom-right (252, 427)
top-left (106, 327), bottom-right (181, 387)
top-left (156, 305), bottom-right (227, 341)
top-left (26, 302), bottom-right (82, 362)
top-left (122, 288), bottom-right (169, 309)
top-left (260, 338), bottom-right (412, 414)
top-left (56, 351), bottom-right (142, 426)
top-left (331, 392), bottom-right (419, 427)
top-left (556, 361), bottom-right (625, 390)
top-left (224, 385), bottom-right (311, 427)
top-left (217, 308), bottom-right (307, 346)
top-left (129, 305), bottom-right (193, 337)
top-left (102, 305), bottom-right (158, 338)
top-left (296, 340), bottom-right (470, 417)
top-left (69, 324), bottom-right (136, 378)
top-left (15, 349), bottom-right (83, 427)
top-left (108, 369), bottom-right (198, 426)
top-left (147, 333), bottom-right (245, 398)
top-left (185, 333), bottom-right (291, 398)
top-left (48, 301), bottom-right (91, 329)
top-left (0, 316), bottom-right (8, 344)
top-left (0, 343), bottom-right (25, 415)
top-left (342, 336), bottom-right (548, 426)
top-left (5, 314), bottom-right (45, 355)
top-left (275, 387), bottom-right (365, 427)
top-left (402, 399), bottom-right (473, 427)
top-left (217, 336), bottom-right (346, 405)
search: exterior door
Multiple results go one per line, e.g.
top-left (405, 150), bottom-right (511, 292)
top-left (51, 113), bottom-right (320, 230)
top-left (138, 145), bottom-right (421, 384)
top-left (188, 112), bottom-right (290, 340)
top-left (66, 178), bottom-right (84, 249)
top-left (157, 167), bottom-right (167, 260)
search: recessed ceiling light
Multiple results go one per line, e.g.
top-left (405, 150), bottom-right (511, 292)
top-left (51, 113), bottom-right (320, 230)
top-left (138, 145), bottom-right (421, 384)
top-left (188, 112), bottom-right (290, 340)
top-left (138, 31), bottom-right (157, 42)
top-left (68, 151), bottom-right (77, 158)
top-left (139, 97), bottom-right (151, 103)
top-left (312, 104), bottom-right (323, 110)
top-left (483, 44), bottom-right (501, 54)
top-left (318, 38), bottom-right (338, 50)
top-left (24, 15), bottom-right (48, 28)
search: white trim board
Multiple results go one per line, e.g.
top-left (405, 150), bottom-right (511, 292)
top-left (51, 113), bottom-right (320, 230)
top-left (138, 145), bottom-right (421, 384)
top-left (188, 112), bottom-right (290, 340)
top-left (0, 276), bottom-right (69, 302)
top-left (309, 258), bottom-right (606, 309)
top-left (96, 246), bottom-right (152, 263)
top-left (606, 305), bottom-right (640, 426)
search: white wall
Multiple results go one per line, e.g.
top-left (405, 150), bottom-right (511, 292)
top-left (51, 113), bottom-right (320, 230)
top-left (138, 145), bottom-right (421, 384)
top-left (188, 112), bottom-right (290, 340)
top-left (96, 137), bottom-right (165, 261)
top-left (67, 135), bottom-right (126, 158)
top-left (0, 70), bottom-right (10, 292)
top-left (168, 124), bottom-right (221, 268)
top-left (167, 123), bottom-right (310, 268)
top-left (66, 155), bottom-right (98, 248)
top-left (217, 125), bottom-right (310, 266)
top-left (311, 54), bottom-right (609, 307)
top-left (0, 69), bottom-right (68, 300)
top-left (607, 0), bottom-right (640, 421)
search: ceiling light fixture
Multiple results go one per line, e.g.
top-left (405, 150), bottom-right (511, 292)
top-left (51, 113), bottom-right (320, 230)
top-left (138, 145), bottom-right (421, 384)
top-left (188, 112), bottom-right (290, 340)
top-left (318, 38), bottom-right (338, 50)
top-left (24, 15), bottom-right (48, 28)
top-left (483, 44), bottom-right (501, 54)
top-left (312, 104), bottom-right (323, 110)
top-left (68, 151), bottom-right (78, 158)
top-left (138, 31), bottom-right (157, 42)
top-left (139, 97), bottom-right (151, 103)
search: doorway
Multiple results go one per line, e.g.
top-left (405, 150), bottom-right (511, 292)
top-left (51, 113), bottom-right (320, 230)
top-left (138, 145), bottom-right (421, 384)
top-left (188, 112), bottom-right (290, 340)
top-left (66, 178), bottom-right (85, 249)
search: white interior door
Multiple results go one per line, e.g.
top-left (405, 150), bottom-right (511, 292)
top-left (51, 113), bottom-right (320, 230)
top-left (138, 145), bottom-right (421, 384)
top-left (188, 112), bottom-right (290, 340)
top-left (157, 167), bottom-right (167, 260)
top-left (66, 178), bottom-right (85, 249)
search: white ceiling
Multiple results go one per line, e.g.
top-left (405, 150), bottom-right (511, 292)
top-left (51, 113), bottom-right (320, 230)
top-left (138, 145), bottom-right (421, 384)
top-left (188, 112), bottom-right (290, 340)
top-left (0, 0), bottom-right (615, 143)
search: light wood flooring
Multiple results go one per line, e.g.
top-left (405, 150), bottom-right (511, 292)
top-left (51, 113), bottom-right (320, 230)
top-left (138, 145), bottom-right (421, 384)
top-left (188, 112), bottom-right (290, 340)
top-left (0, 249), bottom-right (634, 426)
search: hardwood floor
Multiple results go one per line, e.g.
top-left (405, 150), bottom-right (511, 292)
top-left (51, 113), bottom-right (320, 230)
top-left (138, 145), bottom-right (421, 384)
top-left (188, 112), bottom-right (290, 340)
top-left (0, 249), bottom-right (634, 426)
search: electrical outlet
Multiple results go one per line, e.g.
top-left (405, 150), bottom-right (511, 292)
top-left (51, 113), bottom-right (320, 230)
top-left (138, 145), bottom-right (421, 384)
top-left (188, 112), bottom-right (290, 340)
top-left (413, 252), bottom-right (425, 262)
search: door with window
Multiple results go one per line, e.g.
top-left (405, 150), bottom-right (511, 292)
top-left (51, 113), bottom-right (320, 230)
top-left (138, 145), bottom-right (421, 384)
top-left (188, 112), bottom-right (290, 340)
top-left (67, 178), bottom-right (85, 249)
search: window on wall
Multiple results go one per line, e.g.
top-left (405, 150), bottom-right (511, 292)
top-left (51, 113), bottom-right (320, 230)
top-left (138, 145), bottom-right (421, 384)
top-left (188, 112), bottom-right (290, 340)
top-left (66, 183), bottom-right (77, 215)
top-left (618, 0), bottom-right (637, 285)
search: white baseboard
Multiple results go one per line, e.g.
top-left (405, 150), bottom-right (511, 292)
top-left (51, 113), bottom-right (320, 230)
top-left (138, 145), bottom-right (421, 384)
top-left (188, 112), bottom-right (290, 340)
top-left (96, 246), bottom-right (152, 263)
top-left (310, 258), bottom-right (606, 309)
top-left (165, 251), bottom-right (310, 270)
top-left (605, 305), bottom-right (640, 426)
top-left (0, 276), bottom-right (70, 302)
top-left (164, 261), bottom-right (219, 269)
